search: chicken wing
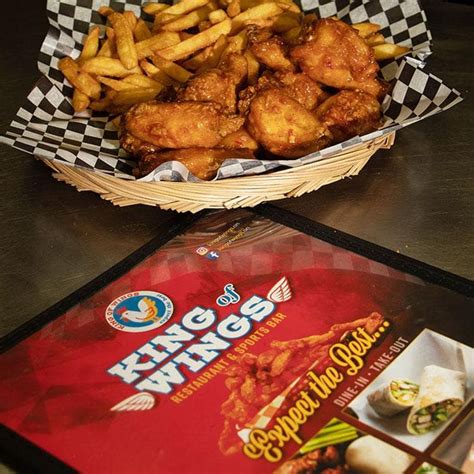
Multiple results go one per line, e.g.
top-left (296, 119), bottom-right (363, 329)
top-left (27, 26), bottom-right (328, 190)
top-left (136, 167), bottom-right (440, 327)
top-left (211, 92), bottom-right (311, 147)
top-left (239, 71), bottom-right (327, 114)
top-left (135, 148), bottom-right (255, 180)
top-left (291, 18), bottom-right (383, 97)
top-left (247, 89), bottom-right (331, 158)
top-left (217, 127), bottom-right (259, 151)
top-left (121, 101), bottom-right (244, 153)
top-left (250, 36), bottom-right (295, 72)
top-left (177, 53), bottom-right (247, 112)
top-left (315, 89), bottom-right (381, 143)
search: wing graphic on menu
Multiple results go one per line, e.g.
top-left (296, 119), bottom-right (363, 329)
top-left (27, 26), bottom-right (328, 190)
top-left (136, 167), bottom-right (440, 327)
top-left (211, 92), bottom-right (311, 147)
top-left (267, 276), bottom-right (292, 303)
top-left (111, 392), bottom-right (155, 412)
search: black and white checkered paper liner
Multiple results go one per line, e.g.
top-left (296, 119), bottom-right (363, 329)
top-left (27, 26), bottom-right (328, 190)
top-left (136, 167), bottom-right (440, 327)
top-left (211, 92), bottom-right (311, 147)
top-left (0, 0), bottom-right (463, 182)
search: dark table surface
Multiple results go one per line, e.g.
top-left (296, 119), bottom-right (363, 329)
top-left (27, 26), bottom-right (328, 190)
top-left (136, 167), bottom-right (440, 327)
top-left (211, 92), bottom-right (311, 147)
top-left (0, 0), bottom-right (472, 343)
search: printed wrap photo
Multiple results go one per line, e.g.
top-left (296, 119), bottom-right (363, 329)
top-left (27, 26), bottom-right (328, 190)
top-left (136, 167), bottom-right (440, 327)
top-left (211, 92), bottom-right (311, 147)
top-left (0, 207), bottom-right (472, 474)
top-left (0, 0), bottom-right (463, 183)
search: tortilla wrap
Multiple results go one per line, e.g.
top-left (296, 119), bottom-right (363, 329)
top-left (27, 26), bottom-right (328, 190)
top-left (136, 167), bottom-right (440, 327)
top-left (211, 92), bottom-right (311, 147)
top-left (367, 379), bottom-right (419, 417)
top-left (407, 365), bottom-right (466, 435)
top-left (345, 435), bottom-right (414, 473)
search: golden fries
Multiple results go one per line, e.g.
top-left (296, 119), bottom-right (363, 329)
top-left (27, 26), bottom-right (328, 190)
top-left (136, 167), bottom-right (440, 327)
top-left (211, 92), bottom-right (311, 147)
top-left (58, 57), bottom-right (101, 100)
top-left (112, 88), bottom-right (161, 107)
top-left (227, 0), bottom-right (241, 18)
top-left (82, 57), bottom-right (141, 77)
top-left (78, 27), bottom-right (100, 65)
top-left (365, 33), bottom-right (385, 47)
top-left (352, 22), bottom-right (381, 38)
top-left (97, 76), bottom-right (141, 91)
top-left (143, 3), bottom-right (169, 15)
top-left (181, 46), bottom-right (214, 70)
top-left (140, 59), bottom-right (179, 86)
top-left (59, 0), bottom-right (410, 115)
top-left (230, 3), bottom-right (284, 33)
top-left (109, 13), bottom-right (138, 69)
top-left (72, 89), bottom-right (90, 113)
top-left (151, 55), bottom-right (193, 82)
top-left (373, 43), bottom-right (410, 60)
top-left (122, 74), bottom-right (164, 90)
top-left (135, 32), bottom-right (181, 59)
top-left (123, 11), bottom-right (138, 31)
top-left (209, 9), bottom-right (228, 23)
top-left (154, 0), bottom-right (210, 26)
top-left (134, 19), bottom-right (152, 42)
top-left (157, 18), bottom-right (232, 61)
top-left (97, 35), bottom-right (116, 58)
top-left (161, 3), bottom-right (216, 32)
top-left (196, 34), bottom-right (227, 71)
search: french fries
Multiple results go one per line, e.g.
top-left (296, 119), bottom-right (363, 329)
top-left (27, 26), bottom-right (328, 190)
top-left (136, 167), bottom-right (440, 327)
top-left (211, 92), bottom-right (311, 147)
top-left (134, 19), bottom-right (153, 42)
top-left (157, 18), bottom-right (232, 61)
top-left (154, 0), bottom-right (210, 26)
top-left (72, 89), bottom-right (90, 113)
top-left (112, 88), bottom-right (161, 107)
top-left (196, 34), bottom-right (227, 72)
top-left (161, 3), bottom-right (216, 32)
top-left (352, 22), bottom-right (381, 38)
top-left (59, 0), bottom-right (411, 114)
top-left (135, 31), bottom-right (181, 59)
top-left (109, 12), bottom-right (138, 69)
top-left (143, 3), bottom-right (169, 15)
top-left (230, 3), bottom-right (284, 33)
top-left (151, 55), bottom-right (193, 82)
top-left (365, 33), bottom-right (385, 47)
top-left (209, 9), bottom-right (228, 24)
top-left (227, 0), bottom-right (241, 18)
top-left (81, 57), bottom-right (141, 77)
top-left (58, 57), bottom-right (101, 100)
top-left (122, 74), bottom-right (164, 90)
top-left (140, 60), bottom-right (179, 86)
top-left (373, 43), bottom-right (410, 60)
top-left (78, 27), bottom-right (100, 65)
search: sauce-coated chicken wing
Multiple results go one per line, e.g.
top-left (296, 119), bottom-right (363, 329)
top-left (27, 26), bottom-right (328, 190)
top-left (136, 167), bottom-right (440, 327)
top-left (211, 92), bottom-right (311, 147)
top-left (121, 101), bottom-right (244, 152)
top-left (135, 148), bottom-right (255, 180)
top-left (177, 53), bottom-right (247, 112)
top-left (291, 18), bottom-right (383, 97)
top-left (239, 71), bottom-right (327, 114)
top-left (250, 36), bottom-right (295, 72)
top-left (217, 127), bottom-right (259, 151)
top-left (247, 89), bottom-right (331, 158)
top-left (315, 89), bottom-right (381, 143)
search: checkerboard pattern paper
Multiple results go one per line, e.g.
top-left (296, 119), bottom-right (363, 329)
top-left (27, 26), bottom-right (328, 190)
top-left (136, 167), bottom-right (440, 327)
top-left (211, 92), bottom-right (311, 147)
top-left (0, 0), bottom-right (463, 182)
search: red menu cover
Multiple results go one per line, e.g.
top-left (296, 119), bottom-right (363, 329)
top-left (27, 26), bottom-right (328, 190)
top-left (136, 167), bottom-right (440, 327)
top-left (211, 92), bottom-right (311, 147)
top-left (0, 209), bottom-right (472, 474)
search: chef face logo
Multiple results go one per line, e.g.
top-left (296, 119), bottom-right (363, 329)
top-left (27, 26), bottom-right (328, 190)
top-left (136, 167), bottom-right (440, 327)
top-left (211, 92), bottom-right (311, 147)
top-left (105, 291), bottom-right (174, 333)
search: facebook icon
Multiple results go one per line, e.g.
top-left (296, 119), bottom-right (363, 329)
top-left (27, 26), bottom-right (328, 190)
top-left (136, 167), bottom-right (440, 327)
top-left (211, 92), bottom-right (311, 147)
top-left (205, 251), bottom-right (220, 260)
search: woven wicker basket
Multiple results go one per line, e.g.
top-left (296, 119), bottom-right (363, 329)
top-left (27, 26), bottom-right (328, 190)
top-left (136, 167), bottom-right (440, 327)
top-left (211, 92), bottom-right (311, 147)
top-left (40, 132), bottom-right (395, 213)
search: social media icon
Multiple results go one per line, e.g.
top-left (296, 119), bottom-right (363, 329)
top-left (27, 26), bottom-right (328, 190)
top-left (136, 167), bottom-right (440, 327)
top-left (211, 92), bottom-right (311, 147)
top-left (205, 251), bottom-right (220, 260)
top-left (196, 246), bottom-right (209, 256)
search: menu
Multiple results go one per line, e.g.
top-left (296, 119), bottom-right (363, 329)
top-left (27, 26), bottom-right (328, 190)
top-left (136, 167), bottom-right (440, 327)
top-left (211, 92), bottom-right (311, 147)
top-left (0, 209), bottom-right (472, 473)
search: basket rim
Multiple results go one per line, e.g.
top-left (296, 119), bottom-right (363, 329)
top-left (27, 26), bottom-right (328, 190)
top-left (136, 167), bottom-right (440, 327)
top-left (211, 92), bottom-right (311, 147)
top-left (42, 131), bottom-right (395, 187)
top-left (39, 132), bottom-right (396, 212)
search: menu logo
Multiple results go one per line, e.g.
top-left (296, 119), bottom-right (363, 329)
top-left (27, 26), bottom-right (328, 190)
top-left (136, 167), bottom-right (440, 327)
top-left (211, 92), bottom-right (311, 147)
top-left (105, 291), bottom-right (174, 333)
